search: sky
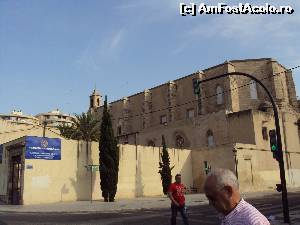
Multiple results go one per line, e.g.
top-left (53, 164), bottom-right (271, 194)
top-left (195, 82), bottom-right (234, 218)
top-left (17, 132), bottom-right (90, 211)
top-left (0, 0), bottom-right (299, 116)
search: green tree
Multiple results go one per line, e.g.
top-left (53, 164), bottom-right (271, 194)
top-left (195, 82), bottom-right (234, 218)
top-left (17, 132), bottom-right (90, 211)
top-left (99, 96), bottom-right (119, 202)
top-left (58, 112), bottom-right (99, 160)
top-left (57, 123), bottom-right (77, 139)
top-left (71, 112), bottom-right (100, 141)
top-left (158, 135), bottom-right (174, 195)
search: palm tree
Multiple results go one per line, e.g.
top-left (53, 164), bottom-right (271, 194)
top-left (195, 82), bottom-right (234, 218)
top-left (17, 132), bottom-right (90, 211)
top-left (71, 112), bottom-right (99, 141)
top-left (57, 123), bottom-right (77, 139)
top-left (58, 112), bottom-right (100, 163)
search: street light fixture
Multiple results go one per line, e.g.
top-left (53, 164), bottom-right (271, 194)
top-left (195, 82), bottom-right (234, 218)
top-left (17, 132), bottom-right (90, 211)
top-left (194, 71), bottom-right (290, 223)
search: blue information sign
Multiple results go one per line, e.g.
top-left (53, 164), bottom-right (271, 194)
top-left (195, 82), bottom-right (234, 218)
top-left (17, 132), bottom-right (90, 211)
top-left (0, 145), bottom-right (3, 163)
top-left (25, 136), bottom-right (61, 160)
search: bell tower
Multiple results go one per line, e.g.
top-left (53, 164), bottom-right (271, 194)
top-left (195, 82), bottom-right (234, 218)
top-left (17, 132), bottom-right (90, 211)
top-left (89, 89), bottom-right (102, 112)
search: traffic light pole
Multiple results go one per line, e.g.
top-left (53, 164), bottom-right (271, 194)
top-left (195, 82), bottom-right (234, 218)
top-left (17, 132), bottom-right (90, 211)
top-left (196, 72), bottom-right (290, 223)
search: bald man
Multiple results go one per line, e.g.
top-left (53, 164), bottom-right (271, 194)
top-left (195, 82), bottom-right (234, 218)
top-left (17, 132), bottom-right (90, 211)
top-left (204, 168), bottom-right (270, 225)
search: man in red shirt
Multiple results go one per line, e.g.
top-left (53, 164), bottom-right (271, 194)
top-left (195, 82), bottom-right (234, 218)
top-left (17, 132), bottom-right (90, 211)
top-left (168, 174), bottom-right (189, 225)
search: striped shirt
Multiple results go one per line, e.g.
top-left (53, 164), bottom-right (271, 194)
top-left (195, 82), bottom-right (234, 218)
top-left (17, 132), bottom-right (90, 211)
top-left (220, 199), bottom-right (270, 225)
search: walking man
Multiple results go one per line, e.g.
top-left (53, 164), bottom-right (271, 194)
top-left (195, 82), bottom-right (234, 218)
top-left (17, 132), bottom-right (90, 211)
top-left (168, 174), bottom-right (189, 225)
top-left (204, 168), bottom-right (270, 225)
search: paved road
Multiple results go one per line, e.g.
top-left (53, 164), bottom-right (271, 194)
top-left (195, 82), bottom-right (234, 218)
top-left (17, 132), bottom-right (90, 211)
top-left (1, 192), bottom-right (300, 225)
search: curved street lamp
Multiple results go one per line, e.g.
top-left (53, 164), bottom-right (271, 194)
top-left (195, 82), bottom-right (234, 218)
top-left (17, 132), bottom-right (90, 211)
top-left (195, 71), bottom-right (290, 223)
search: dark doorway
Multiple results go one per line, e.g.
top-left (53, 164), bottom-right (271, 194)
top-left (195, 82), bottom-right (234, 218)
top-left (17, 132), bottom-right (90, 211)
top-left (9, 155), bottom-right (23, 205)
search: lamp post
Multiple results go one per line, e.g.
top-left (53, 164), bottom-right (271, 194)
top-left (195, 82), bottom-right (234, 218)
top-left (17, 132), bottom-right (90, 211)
top-left (194, 71), bottom-right (290, 223)
top-left (42, 121), bottom-right (47, 137)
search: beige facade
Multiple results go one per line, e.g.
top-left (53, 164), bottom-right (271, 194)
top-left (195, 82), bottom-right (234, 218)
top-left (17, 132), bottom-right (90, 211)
top-left (0, 129), bottom-right (193, 205)
top-left (0, 134), bottom-right (299, 205)
top-left (91, 58), bottom-right (299, 149)
top-left (90, 59), bottom-right (300, 179)
top-left (0, 58), bottom-right (300, 205)
top-left (0, 114), bottom-right (300, 205)
top-left (0, 119), bottom-right (60, 145)
top-left (87, 58), bottom-right (300, 193)
top-left (0, 109), bottom-right (75, 128)
top-left (0, 110), bottom-right (39, 125)
top-left (35, 109), bottom-right (75, 127)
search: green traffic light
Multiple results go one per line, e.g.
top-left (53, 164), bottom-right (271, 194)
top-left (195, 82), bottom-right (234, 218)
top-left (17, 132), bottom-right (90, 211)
top-left (271, 145), bottom-right (277, 151)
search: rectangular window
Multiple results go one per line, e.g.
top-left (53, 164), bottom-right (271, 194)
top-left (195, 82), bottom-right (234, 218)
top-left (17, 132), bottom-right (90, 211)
top-left (160, 115), bottom-right (167, 125)
top-left (117, 126), bottom-right (122, 135)
top-left (186, 108), bottom-right (195, 119)
top-left (250, 81), bottom-right (258, 100)
top-left (262, 127), bottom-right (268, 140)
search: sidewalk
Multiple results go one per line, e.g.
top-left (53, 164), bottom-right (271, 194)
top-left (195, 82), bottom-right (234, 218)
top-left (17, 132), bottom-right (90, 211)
top-left (270, 212), bottom-right (300, 225)
top-left (1, 189), bottom-right (299, 224)
top-left (0, 189), bottom-right (289, 213)
top-left (0, 194), bottom-right (207, 213)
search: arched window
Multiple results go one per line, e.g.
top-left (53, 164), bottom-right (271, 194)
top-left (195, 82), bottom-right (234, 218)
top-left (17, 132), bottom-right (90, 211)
top-left (207, 130), bottom-right (214, 147)
top-left (175, 135), bottom-right (185, 148)
top-left (216, 85), bottom-right (223, 105)
top-left (250, 80), bottom-right (258, 99)
top-left (124, 135), bottom-right (128, 144)
top-left (147, 140), bottom-right (155, 147)
top-left (117, 119), bottom-right (122, 135)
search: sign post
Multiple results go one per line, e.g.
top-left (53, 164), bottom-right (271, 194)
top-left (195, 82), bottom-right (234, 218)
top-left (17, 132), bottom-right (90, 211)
top-left (85, 165), bottom-right (100, 203)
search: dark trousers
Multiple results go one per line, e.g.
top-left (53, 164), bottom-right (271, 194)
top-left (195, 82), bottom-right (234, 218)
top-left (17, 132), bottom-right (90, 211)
top-left (171, 204), bottom-right (189, 225)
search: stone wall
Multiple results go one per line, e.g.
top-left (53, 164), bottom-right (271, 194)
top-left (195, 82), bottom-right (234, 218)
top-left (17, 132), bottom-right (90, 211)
top-left (93, 58), bottom-right (298, 150)
top-left (0, 136), bottom-right (194, 205)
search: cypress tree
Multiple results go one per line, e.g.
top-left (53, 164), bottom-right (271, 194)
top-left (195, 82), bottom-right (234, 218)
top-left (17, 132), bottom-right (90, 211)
top-left (158, 135), bottom-right (174, 195)
top-left (99, 96), bottom-right (119, 202)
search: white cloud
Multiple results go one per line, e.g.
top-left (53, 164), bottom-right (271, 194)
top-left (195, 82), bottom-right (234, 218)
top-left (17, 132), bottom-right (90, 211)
top-left (188, 12), bottom-right (300, 41)
top-left (75, 28), bottom-right (126, 72)
top-left (172, 42), bottom-right (188, 55)
top-left (110, 29), bottom-right (125, 51)
top-left (75, 39), bottom-right (101, 72)
top-left (169, 1), bottom-right (300, 55)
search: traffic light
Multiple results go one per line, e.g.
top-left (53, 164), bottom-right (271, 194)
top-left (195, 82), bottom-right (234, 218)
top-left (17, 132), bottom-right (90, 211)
top-left (269, 129), bottom-right (279, 161)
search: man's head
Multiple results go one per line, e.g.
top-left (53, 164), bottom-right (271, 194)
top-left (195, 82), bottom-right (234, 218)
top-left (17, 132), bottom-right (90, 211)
top-left (175, 174), bottom-right (181, 184)
top-left (204, 168), bottom-right (240, 215)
